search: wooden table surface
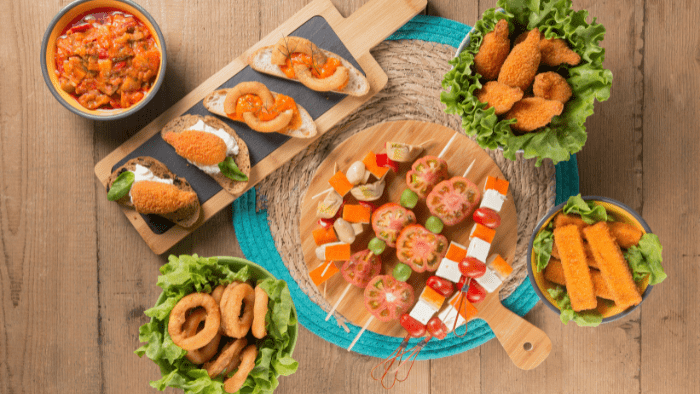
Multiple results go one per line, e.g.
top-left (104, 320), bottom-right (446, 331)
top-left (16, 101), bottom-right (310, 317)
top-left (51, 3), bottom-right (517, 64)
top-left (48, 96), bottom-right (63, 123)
top-left (1, 0), bottom-right (697, 393)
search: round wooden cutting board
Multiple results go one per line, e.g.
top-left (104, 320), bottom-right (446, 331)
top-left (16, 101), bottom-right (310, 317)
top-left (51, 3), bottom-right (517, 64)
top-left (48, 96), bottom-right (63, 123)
top-left (300, 120), bottom-right (518, 337)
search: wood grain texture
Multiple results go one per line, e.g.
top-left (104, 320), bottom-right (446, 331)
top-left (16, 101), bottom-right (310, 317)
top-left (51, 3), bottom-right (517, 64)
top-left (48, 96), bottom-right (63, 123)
top-left (1, 0), bottom-right (699, 393)
top-left (300, 120), bottom-right (518, 337)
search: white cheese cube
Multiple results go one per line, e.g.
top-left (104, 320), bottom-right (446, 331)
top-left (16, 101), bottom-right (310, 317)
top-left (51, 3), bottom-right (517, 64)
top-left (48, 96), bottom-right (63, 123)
top-left (409, 299), bottom-right (439, 325)
top-left (480, 189), bottom-right (506, 213)
top-left (435, 258), bottom-right (462, 283)
top-left (466, 238), bottom-right (491, 263)
top-left (475, 268), bottom-right (503, 293)
top-left (437, 303), bottom-right (466, 333)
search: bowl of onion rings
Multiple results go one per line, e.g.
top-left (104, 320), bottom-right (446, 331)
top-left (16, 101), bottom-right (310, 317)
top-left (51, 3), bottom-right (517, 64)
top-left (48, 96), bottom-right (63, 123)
top-left (136, 254), bottom-right (298, 394)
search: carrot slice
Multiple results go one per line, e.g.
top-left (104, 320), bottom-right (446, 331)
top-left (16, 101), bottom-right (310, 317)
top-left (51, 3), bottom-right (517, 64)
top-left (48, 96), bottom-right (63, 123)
top-left (312, 227), bottom-right (338, 246)
top-left (449, 295), bottom-right (478, 320)
top-left (342, 204), bottom-right (371, 224)
top-left (445, 242), bottom-right (467, 262)
top-left (362, 151), bottom-right (389, 179)
top-left (484, 176), bottom-right (509, 195)
top-left (325, 243), bottom-right (351, 261)
top-left (328, 171), bottom-right (353, 197)
top-left (309, 261), bottom-right (339, 285)
top-left (420, 286), bottom-right (445, 310)
top-left (470, 223), bottom-right (496, 243)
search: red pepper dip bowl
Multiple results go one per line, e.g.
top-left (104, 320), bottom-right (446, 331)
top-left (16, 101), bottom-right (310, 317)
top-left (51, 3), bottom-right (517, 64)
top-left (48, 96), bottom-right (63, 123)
top-left (41, 0), bottom-right (166, 120)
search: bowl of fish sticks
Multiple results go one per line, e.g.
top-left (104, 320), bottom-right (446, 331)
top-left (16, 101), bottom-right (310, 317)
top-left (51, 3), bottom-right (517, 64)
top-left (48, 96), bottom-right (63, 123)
top-left (527, 195), bottom-right (666, 327)
top-left (441, 0), bottom-right (613, 167)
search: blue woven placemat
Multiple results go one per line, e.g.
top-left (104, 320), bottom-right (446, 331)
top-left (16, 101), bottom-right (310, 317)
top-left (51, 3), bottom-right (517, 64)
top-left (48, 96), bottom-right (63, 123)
top-left (233, 15), bottom-right (579, 360)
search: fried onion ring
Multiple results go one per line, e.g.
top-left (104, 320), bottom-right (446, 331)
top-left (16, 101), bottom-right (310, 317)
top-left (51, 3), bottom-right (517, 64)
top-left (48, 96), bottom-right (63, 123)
top-left (204, 337), bottom-right (248, 378)
top-left (271, 36), bottom-right (326, 67)
top-left (220, 282), bottom-right (255, 338)
top-left (181, 308), bottom-right (222, 364)
top-left (168, 293), bottom-right (220, 351)
top-left (223, 82), bottom-right (275, 115)
top-left (242, 109), bottom-right (294, 133)
top-left (293, 64), bottom-right (349, 92)
top-left (211, 285), bottom-right (226, 304)
top-left (252, 286), bottom-right (269, 339)
top-left (223, 345), bottom-right (258, 394)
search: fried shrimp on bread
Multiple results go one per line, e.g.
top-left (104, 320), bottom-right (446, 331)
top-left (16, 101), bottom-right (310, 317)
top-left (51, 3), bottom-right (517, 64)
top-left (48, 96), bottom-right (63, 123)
top-left (203, 81), bottom-right (317, 138)
top-left (248, 36), bottom-right (369, 96)
top-left (106, 157), bottom-right (201, 228)
top-left (475, 80), bottom-right (524, 115)
top-left (162, 115), bottom-right (251, 196)
top-left (474, 19), bottom-right (511, 80)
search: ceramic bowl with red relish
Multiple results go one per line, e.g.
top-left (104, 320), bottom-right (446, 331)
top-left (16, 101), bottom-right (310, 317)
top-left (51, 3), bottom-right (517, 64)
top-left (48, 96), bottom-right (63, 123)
top-left (41, 0), bottom-right (166, 120)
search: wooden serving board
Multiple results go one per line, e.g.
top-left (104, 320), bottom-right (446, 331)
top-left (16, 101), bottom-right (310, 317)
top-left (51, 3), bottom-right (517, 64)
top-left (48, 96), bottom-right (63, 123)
top-left (300, 120), bottom-right (550, 369)
top-left (94, 0), bottom-right (426, 254)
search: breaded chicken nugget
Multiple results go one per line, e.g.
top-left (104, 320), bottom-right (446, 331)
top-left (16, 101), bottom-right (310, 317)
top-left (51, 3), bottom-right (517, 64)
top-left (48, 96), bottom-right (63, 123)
top-left (505, 97), bottom-right (564, 133)
top-left (540, 38), bottom-right (581, 66)
top-left (498, 29), bottom-right (541, 91)
top-left (473, 19), bottom-right (511, 80)
top-left (533, 72), bottom-right (573, 103)
top-left (475, 81), bottom-right (524, 114)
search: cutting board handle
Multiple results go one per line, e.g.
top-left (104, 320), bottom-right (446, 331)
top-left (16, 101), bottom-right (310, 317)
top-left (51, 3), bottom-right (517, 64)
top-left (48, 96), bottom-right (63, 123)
top-left (479, 298), bottom-right (552, 370)
top-left (336, 0), bottom-right (427, 55)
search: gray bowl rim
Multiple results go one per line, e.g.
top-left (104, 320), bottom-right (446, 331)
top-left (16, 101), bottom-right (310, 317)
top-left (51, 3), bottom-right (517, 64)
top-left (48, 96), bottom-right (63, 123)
top-left (40, 0), bottom-right (167, 121)
top-left (526, 195), bottom-right (654, 324)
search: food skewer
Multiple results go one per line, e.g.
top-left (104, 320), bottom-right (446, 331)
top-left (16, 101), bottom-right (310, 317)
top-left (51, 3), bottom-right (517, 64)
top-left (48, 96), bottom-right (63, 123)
top-left (324, 249), bottom-right (382, 321)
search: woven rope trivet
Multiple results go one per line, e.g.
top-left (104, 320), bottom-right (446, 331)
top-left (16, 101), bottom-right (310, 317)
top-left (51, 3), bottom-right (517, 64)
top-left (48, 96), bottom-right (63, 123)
top-left (255, 40), bottom-right (556, 325)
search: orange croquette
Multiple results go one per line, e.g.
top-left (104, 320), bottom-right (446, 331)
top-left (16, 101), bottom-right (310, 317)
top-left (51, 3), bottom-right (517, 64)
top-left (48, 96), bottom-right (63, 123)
top-left (474, 19), bottom-right (511, 80)
top-left (164, 130), bottom-right (227, 166)
top-left (583, 222), bottom-right (642, 309)
top-left (608, 222), bottom-right (643, 249)
top-left (475, 81), bottom-right (523, 115)
top-left (553, 224), bottom-right (597, 311)
top-left (130, 181), bottom-right (198, 215)
top-left (540, 37), bottom-right (581, 66)
top-left (505, 97), bottom-right (563, 133)
top-left (498, 28), bottom-right (541, 92)
top-left (533, 72), bottom-right (573, 104)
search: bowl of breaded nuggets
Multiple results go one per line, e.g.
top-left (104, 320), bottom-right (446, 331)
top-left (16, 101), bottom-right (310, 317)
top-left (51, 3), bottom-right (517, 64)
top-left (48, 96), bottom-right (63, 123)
top-left (527, 195), bottom-right (666, 327)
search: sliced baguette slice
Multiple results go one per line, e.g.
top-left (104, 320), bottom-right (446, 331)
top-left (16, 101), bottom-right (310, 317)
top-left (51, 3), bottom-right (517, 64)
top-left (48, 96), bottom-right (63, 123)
top-left (248, 46), bottom-right (370, 97)
top-left (203, 89), bottom-right (316, 139)
top-left (161, 114), bottom-right (251, 196)
top-left (107, 157), bottom-right (201, 228)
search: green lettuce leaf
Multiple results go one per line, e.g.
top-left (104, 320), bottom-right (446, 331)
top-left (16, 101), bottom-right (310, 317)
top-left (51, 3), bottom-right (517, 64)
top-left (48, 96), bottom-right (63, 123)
top-left (624, 233), bottom-right (666, 285)
top-left (533, 222), bottom-right (554, 271)
top-left (219, 157), bottom-right (249, 182)
top-left (561, 194), bottom-right (609, 224)
top-left (547, 286), bottom-right (602, 327)
top-left (136, 254), bottom-right (298, 394)
top-left (441, 0), bottom-right (612, 166)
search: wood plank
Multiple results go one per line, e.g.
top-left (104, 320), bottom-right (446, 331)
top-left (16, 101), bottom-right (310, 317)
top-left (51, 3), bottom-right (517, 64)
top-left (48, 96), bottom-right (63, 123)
top-left (0, 1), bottom-right (101, 393)
top-left (641, 0), bottom-right (700, 393)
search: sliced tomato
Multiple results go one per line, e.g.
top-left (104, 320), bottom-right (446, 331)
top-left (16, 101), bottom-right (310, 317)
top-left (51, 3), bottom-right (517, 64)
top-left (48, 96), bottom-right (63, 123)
top-left (341, 250), bottom-right (382, 288)
top-left (473, 207), bottom-right (501, 229)
top-left (371, 203), bottom-right (417, 248)
top-left (395, 225), bottom-right (448, 273)
top-left (364, 275), bottom-right (415, 322)
top-left (405, 156), bottom-right (448, 199)
top-left (426, 177), bottom-right (481, 226)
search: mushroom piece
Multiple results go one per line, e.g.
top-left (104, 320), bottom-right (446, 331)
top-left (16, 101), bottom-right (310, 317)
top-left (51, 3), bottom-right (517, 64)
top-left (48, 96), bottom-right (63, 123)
top-left (333, 218), bottom-right (356, 244)
top-left (352, 223), bottom-right (364, 236)
top-left (385, 141), bottom-right (424, 162)
top-left (345, 161), bottom-right (367, 185)
top-left (317, 190), bottom-right (343, 219)
top-left (350, 177), bottom-right (386, 201)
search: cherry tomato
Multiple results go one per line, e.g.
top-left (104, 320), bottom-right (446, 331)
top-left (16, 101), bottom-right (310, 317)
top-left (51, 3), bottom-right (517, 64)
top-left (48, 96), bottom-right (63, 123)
top-left (359, 201), bottom-right (377, 213)
top-left (426, 276), bottom-right (454, 298)
top-left (459, 257), bottom-right (486, 278)
top-left (426, 316), bottom-right (448, 340)
top-left (400, 314), bottom-right (426, 338)
top-left (466, 281), bottom-right (486, 303)
top-left (473, 207), bottom-right (501, 229)
top-left (317, 217), bottom-right (335, 229)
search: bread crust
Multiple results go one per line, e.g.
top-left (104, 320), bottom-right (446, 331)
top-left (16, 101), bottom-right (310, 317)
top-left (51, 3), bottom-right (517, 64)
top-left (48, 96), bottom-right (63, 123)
top-left (161, 114), bottom-right (251, 196)
top-left (107, 157), bottom-right (201, 228)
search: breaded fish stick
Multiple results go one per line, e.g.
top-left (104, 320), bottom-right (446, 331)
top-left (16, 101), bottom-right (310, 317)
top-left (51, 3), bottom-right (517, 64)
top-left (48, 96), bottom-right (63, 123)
top-left (544, 259), bottom-right (615, 300)
top-left (608, 222), bottom-right (643, 249)
top-left (554, 213), bottom-right (588, 231)
top-left (552, 239), bottom-right (599, 269)
top-left (583, 222), bottom-right (642, 309)
top-left (553, 224), bottom-right (597, 311)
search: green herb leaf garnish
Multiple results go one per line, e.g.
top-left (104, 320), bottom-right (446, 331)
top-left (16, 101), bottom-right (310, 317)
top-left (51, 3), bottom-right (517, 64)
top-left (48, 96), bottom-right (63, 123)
top-left (107, 171), bottom-right (135, 201)
top-left (219, 157), bottom-right (249, 182)
top-left (547, 286), bottom-right (602, 327)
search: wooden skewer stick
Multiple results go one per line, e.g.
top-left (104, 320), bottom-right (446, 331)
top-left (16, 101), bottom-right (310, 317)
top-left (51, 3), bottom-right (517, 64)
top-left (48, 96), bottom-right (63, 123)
top-left (437, 133), bottom-right (458, 159)
top-left (311, 187), bottom-right (333, 200)
top-left (462, 159), bottom-right (476, 177)
top-left (325, 283), bottom-right (352, 321)
top-left (347, 315), bottom-right (374, 351)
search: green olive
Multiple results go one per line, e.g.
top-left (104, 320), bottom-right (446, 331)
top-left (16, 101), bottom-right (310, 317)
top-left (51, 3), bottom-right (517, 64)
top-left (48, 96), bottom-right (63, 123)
top-left (425, 216), bottom-right (444, 234)
top-left (368, 237), bottom-right (386, 255)
top-left (392, 263), bottom-right (412, 282)
top-left (400, 188), bottom-right (419, 209)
